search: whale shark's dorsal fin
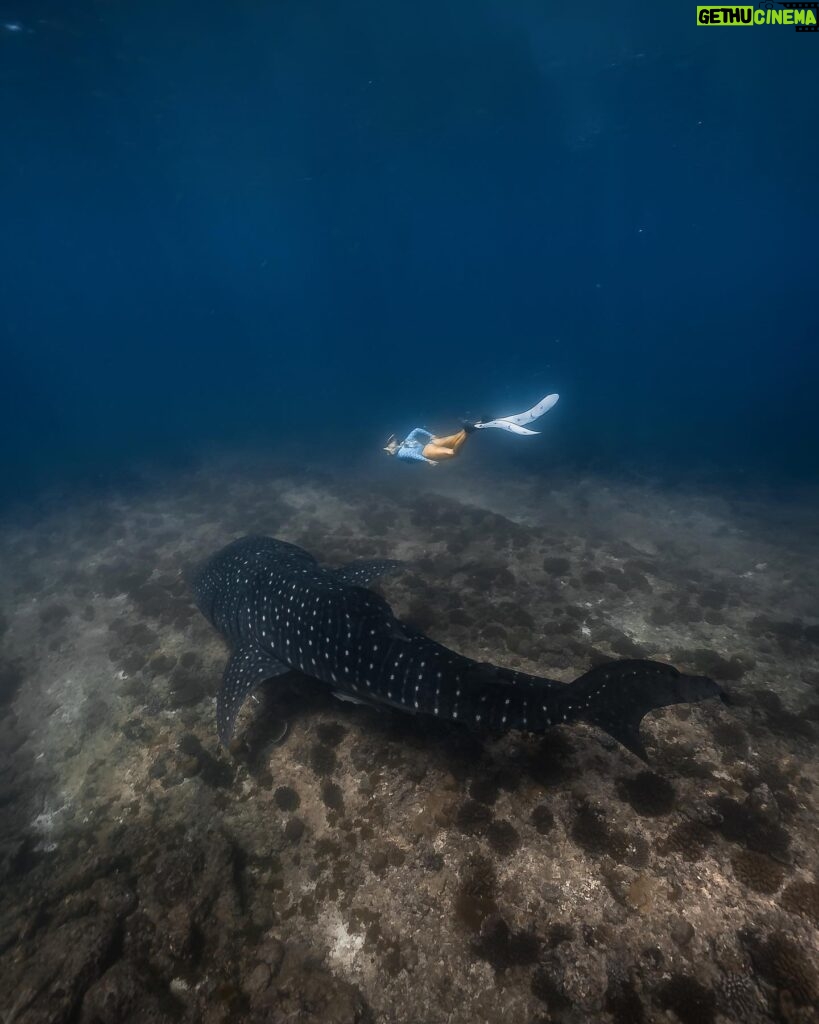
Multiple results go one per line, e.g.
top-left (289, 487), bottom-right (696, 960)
top-left (217, 644), bottom-right (292, 744)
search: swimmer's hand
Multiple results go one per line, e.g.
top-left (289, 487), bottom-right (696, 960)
top-left (428, 460), bottom-right (439, 466)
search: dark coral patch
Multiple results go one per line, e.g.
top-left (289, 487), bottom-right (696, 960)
top-left (710, 796), bottom-right (790, 860)
top-left (766, 707), bottom-right (816, 740)
top-left (746, 930), bottom-right (819, 1006)
top-left (526, 733), bottom-right (577, 787)
top-left (39, 603), bottom-right (71, 627)
top-left (321, 780), bottom-right (344, 812)
top-left (546, 923), bottom-right (574, 947)
top-left (459, 852), bottom-right (496, 897)
top-left (781, 879), bottom-right (819, 928)
top-left (453, 852), bottom-right (498, 932)
top-left (700, 587), bottom-right (727, 610)
top-left (676, 648), bottom-right (752, 681)
top-left (169, 658), bottom-right (208, 707)
top-left (309, 743), bottom-right (337, 777)
top-left (314, 837), bottom-right (341, 860)
top-left (750, 616), bottom-right (805, 644)
top-left (606, 974), bottom-right (646, 1024)
top-left (543, 557), bottom-right (571, 575)
top-left (617, 771), bottom-right (675, 817)
top-left (147, 652), bottom-right (177, 676)
top-left (572, 801), bottom-right (647, 866)
top-left (610, 634), bottom-right (647, 658)
top-left (454, 799), bottom-right (492, 835)
top-left (531, 804), bottom-right (555, 835)
top-left (369, 850), bottom-right (389, 877)
top-left (131, 577), bottom-right (194, 627)
top-left (405, 600), bottom-right (437, 633)
top-left (657, 974), bottom-right (716, 1024)
top-left (486, 820), bottom-right (520, 856)
top-left (472, 915), bottom-right (539, 971)
top-left (658, 820), bottom-right (713, 862)
top-left (531, 965), bottom-right (572, 1011)
top-left (710, 721), bottom-right (749, 756)
top-left (468, 775), bottom-right (500, 806)
top-left (316, 722), bottom-right (347, 747)
top-left (649, 605), bottom-right (674, 626)
top-left (744, 688), bottom-right (817, 738)
top-left (730, 850), bottom-right (786, 895)
top-left (465, 563), bottom-right (516, 590)
top-left (0, 659), bottom-right (24, 708)
top-left (284, 818), bottom-right (305, 842)
top-left (274, 786), bottom-right (300, 811)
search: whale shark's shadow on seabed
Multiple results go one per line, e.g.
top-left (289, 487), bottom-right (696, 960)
top-left (232, 669), bottom-right (682, 789)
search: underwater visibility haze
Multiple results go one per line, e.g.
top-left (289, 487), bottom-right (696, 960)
top-left (1, 3), bottom-right (818, 1024)
top-left (1, 0), bottom-right (818, 491)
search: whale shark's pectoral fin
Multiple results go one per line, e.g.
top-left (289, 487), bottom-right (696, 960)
top-left (332, 690), bottom-right (376, 707)
top-left (217, 644), bottom-right (292, 745)
top-left (333, 559), bottom-right (405, 587)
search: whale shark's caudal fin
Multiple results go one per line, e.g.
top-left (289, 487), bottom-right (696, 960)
top-left (560, 660), bottom-right (725, 761)
top-left (474, 393), bottom-right (559, 434)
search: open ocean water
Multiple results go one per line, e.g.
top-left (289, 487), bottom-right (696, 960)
top-left (1, 3), bottom-right (817, 1023)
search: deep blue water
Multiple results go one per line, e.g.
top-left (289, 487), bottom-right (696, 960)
top-left (1, 0), bottom-right (817, 500)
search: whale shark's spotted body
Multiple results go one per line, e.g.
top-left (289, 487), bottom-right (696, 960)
top-left (192, 536), bottom-right (724, 758)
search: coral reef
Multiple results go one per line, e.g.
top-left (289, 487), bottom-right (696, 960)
top-left (730, 849), bottom-right (786, 895)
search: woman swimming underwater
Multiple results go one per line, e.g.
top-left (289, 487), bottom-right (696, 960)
top-left (383, 393), bottom-right (559, 465)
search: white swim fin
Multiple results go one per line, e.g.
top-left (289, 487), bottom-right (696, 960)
top-left (474, 393), bottom-right (559, 433)
top-left (476, 420), bottom-right (540, 435)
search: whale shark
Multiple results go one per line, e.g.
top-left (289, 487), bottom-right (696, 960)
top-left (191, 535), bottom-right (724, 759)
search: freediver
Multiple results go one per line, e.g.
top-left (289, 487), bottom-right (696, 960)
top-left (383, 393), bottom-right (559, 465)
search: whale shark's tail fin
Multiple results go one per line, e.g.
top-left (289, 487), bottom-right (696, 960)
top-left (560, 660), bottom-right (725, 761)
top-left (462, 657), bottom-right (723, 762)
top-left (474, 393), bottom-right (559, 435)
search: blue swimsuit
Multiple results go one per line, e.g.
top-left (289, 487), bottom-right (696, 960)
top-left (395, 428), bottom-right (434, 464)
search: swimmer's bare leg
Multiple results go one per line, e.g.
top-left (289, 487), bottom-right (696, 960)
top-left (422, 443), bottom-right (457, 461)
top-left (428, 428), bottom-right (469, 456)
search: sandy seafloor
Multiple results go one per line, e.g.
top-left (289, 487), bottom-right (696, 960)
top-left (1, 459), bottom-right (818, 1024)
